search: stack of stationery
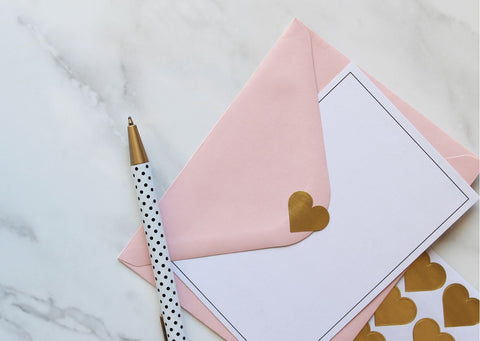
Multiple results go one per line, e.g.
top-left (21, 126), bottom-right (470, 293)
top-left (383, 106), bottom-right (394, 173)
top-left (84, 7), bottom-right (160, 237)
top-left (119, 19), bottom-right (478, 340)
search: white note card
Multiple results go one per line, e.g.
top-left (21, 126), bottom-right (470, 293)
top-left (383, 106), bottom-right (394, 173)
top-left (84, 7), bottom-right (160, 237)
top-left (173, 64), bottom-right (478, 341)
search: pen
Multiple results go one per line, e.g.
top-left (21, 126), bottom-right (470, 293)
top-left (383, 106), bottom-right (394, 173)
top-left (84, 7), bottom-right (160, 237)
top-left (128, 117), bottom-right (186, 341)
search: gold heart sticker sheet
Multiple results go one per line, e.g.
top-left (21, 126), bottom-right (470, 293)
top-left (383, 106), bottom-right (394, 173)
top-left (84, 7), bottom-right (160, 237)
top-left (356, 251), bottom-right (479, 341)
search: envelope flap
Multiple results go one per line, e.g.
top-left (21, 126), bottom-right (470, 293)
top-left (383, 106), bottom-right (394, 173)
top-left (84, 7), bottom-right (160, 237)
top-left (160, 19), bottom-right (331, 261)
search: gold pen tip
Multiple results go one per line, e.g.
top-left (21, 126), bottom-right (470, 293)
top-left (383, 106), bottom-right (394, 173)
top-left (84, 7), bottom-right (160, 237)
top-left (128, 116), bottom-right (134, 126)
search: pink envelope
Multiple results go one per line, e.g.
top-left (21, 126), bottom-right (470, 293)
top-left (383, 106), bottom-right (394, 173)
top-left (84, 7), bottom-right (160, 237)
top-left (119, 19), bottom-right (479, 340)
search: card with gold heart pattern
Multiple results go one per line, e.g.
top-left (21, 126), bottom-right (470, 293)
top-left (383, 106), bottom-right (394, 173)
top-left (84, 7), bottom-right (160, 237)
top-left (356, 250), bottom-right (478, 340)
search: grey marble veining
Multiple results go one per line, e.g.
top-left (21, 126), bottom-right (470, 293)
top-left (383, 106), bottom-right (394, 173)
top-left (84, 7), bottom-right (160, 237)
top-left (0, 284), bottom-right (114, 340)
top-left (0, 0), bottom-right (477, 340)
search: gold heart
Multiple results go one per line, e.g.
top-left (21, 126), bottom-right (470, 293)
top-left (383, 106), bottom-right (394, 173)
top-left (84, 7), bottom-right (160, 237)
top-left (354, 323), bottom-right (385, 341)
top-left (374, 286), bottom-right (417, 326)
top-left (413, 318), bottom-right (455, 341)
top-left (443, 283), bottom-right (479, 327)
top-left (288, 191), bottom-right (329, 233)
top-left (404, 252), bottom-right (446, 292)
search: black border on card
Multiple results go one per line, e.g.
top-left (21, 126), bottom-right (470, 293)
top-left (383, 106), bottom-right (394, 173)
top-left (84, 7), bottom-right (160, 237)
top-left (173, 72), bottom-right (470, 341)
top-left (315, 72), bottom-right (469, 339)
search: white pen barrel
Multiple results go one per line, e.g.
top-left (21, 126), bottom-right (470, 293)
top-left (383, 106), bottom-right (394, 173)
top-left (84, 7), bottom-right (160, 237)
top-left (132, 162), bottom-right (186, 341)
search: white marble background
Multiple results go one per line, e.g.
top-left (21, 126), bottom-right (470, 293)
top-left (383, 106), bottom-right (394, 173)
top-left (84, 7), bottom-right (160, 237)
top-left (0, 1), bottom-right (477, 340)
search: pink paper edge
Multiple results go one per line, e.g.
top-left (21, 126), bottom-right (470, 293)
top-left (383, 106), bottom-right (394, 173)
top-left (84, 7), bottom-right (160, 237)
top-left (118, 18), bottom-right (480, 340)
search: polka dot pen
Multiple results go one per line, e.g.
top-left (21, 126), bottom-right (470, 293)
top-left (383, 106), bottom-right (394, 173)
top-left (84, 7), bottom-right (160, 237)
top-left (127, 117), bottom-right (186, 341)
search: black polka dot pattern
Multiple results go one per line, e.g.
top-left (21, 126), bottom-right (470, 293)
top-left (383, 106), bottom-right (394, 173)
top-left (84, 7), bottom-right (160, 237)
top-left (132, 163), bottom-right (186, 341)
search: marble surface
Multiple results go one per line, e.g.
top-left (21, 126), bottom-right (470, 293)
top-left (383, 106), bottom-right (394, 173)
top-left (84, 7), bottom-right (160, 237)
top-left (0, 1), bottom-right (477, 340)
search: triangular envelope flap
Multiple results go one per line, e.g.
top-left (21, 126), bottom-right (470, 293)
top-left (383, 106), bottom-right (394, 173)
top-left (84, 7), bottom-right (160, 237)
top-left (120, 18), bottom-right (479, 265)
top-left (160, 20), bottom-right (331, 261)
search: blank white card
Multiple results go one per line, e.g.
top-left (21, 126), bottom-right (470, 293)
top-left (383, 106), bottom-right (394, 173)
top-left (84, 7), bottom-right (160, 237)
top-left (173, 64), bottom-right (477, 341)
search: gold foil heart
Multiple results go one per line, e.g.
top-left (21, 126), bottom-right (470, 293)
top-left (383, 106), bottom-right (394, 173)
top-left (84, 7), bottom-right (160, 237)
top-left (443, 283), bottom-right (479, 327)
top-left (404, 252), bottom-right (446, 292)
top-left (374, 286), bottom-right (417, 326)
top-left (413, 318), bottom-right (455, 341)
top-left (354, 323), bottom-right (385, 341)
top-left (288, 191), bottom-right (329, 233)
